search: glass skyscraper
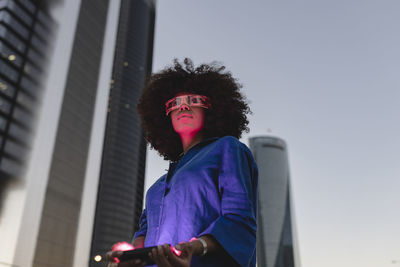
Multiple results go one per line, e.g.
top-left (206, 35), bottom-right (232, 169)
top-left (89, 0), bottom-right (155, 265)
top-left (0, 0), bottom-right (54, 179)
top-left (249, 136), bottom-right (299, 267)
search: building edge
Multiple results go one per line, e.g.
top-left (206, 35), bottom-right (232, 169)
top-left (72, 0), bottom-right (122, 266)
top-left (288, 161), bottom-right (302, 267)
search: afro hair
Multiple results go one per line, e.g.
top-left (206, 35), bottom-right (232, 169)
top-left (137, 58), bottom-right (251, 161)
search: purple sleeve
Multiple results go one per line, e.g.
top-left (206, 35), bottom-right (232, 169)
top-left (200, 137), bottom-right (258, 266)
top-left (133, 209), bottom-right (147, 240)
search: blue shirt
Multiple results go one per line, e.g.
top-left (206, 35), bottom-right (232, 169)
top-left (134, 136), bottom-right (258, 267)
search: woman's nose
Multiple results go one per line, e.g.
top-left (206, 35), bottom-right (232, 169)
top-left (179, 104), bottom-right (190, 111)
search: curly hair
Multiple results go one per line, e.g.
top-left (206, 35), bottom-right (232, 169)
top-left (137, 58), bottom-right (251, 161)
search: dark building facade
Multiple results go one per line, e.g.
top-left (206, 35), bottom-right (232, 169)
top-left (249, 136), bottom-right (297, 267)
top-left (89, 0), bottom-right (155, 265)
top-left (0, 0), bottom-right (54, 179)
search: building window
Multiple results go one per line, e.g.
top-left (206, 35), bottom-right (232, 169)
top-left (0, 59), bottom-right (18, 82)
top-left (27, 47), bottom-right (45, 66)
top-left (33, 20), bottom-right (48, 40)
top-left (0, 113), bottom-right (7, 130)
top-left (24, 62), bottom-right (42, 81)
top-left (6, 0), bottom-right (33, 26)
top-left (0, 24), bottom-right (26, 53)
top-left (16, 90), bottom-right (35, 110)
top-left (0, 40), bottom-right (23, 67)
top-left (20, 76), bottom-right (37, 96)
top-left (31, 35), bottom-right (47, 54)
top-left (0, 10), bottom-right (30, 39)
top-left (0, 94), bottom-right (12, 114)
top-left (17, 0), bottom-right (35, 14)
top-left (8, 122), bottom-right (29, 143)
top-left (12, 106), bottom-right (33, 129)
top-left (0, 77), bottom-right (16, 98)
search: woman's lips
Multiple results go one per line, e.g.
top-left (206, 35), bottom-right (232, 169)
top-left (178, 114), bottom-right (193, 119)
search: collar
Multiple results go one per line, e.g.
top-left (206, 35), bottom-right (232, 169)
top-left (176, 137), bottom-right (219, 161)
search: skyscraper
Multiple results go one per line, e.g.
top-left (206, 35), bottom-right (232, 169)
top-left (89, 0), bottom-right (155, 265)
top-left (249, 136), bottom-right (299, 267)
top-left (0, 0), bottom-right (54, 179)
top-left (32, 0), bottom-right (112, 265)
top-left (0, 1), bottom-right (154, 266)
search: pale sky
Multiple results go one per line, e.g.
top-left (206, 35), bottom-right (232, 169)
top-left (144, 1), bottom-right (400, 267)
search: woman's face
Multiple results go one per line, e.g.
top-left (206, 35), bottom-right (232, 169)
top-left (169, 94), bottom-right (205, 137)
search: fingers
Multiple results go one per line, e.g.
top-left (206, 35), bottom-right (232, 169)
top-left (174, 241), bottom-right (194, 255)
top-left (106, 260), bottom-right (116, 267)
top-left (174, 241), bottom-right (189, 251)
top-left (106, 250), bottom-right (123, 260)
top-left (170, 245), bottom-right (182, 256)
top-left (150, 244), bottom-right (173, 267)
top-left (162, 244), bottom-right (175, 259)
top-left (164, 244), bottom-right (187, 266)
top-left (106, 250), bottom-right (123, 265)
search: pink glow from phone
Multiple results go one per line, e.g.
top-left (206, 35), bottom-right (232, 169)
top-left (112, 242), bottom-right (135, 263)
top-left (171, 246), bottom-right (182, 256)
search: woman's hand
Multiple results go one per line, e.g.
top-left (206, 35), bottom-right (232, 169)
top-left (106, 237), bottom-right (146, 267)
top-left (149, 241), bottom-right (202, 267)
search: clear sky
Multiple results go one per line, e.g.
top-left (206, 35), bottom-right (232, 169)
top-left (144, 1), bottom-right (400, 267)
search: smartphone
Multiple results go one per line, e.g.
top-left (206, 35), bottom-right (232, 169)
top-left (118, 246), bottom-right (157, 264)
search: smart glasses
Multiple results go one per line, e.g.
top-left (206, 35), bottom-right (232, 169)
top-left (165, 94), bottom-right (211, 115)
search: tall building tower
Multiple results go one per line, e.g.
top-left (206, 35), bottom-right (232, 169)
top-left (0, 0), bottom-right (154, 266)
top-left (249, 136), bottom-right (299, 267)
top-left (31, 0), bottom-right (112, 266)
top-left (89, 0), bottom-right (155, 265)
top-left (0, 0), bottom-right (54, 179)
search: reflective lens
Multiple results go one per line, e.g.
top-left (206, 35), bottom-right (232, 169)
top-left (165, 94), bottom-right (211, 115)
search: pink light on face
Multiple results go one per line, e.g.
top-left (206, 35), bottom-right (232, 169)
top-left (112, 242), bottom-right (135, 263)
top-left (170, 106), bottom-right (205, 137)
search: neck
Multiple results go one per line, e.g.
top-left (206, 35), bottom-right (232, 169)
top-left (180, 131), bottom-right (203, 154)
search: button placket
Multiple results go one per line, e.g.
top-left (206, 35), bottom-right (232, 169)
top-left (156, 163), bottom-right (175, 241)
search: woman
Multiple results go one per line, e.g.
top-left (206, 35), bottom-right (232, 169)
top-left (107, 59), bottom-right (258, 267)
